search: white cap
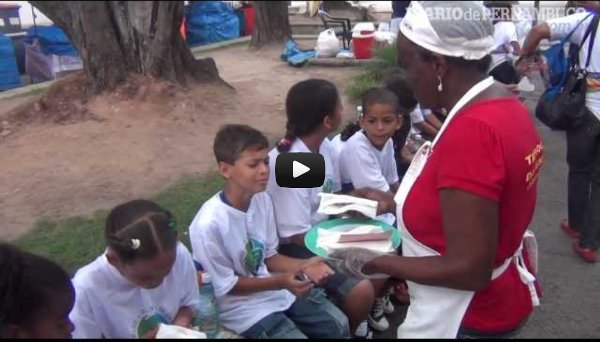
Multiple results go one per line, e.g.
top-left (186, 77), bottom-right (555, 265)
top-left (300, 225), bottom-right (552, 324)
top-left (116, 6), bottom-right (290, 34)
top-left (400, 1), bottom-right (495, 60)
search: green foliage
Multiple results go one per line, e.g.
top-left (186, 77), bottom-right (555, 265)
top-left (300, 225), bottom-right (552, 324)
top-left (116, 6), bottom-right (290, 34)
top-left (345, 43), bottom-right (399, 102)
top-left (15, 173), bottom-right (225, 275)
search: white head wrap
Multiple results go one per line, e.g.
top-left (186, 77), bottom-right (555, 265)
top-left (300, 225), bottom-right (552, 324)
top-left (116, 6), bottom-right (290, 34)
top-left (400, 1), bottom-right (495, 60)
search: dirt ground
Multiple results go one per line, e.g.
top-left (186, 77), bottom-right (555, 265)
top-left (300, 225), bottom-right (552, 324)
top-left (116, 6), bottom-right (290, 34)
top-left (0, 45), bottom-right (360, 241)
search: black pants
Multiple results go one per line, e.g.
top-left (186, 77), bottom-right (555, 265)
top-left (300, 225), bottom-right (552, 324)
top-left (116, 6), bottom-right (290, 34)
top-left (489, 61), bottom-right (519, 85)
top-left (567, 108), bottom-right (600, 249)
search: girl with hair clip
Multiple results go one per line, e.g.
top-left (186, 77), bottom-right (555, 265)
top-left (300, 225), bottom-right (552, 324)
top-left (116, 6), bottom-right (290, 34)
top-left (0, 243), bottom-right (75, 339)
top-left (266, 79), bottom-right (376, 338)
top-left (69, 199), bottom-right (201, 339)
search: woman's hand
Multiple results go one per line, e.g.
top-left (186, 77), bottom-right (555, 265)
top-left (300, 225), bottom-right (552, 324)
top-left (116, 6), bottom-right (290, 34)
top-left (329, 248), bottom-right (389, 279)
top-left (349, 187), bottom-right (396, 215)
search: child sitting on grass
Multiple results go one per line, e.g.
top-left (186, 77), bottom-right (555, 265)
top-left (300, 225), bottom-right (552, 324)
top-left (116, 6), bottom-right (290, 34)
top-left (69, 199), bottom-right (201, 338)
top-left (189, 124), bottom-right (350, 339)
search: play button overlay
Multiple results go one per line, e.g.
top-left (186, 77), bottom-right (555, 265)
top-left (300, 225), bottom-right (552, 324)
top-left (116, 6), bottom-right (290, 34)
top-left (276, 153), bottom-right (325, 188)
top-left (293, 161), bottom-right (310, 178)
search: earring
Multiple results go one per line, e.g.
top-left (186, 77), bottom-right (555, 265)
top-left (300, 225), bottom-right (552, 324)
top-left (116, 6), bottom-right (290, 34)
top-left (437, 75), bottom-right (443, 92)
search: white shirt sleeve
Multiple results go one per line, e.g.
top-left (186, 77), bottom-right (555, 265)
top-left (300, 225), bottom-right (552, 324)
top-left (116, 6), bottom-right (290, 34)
top-left (547, 12), bottom-right (590, 44)
top-left (409, 107), bottom-right (425, 124)
top-left (176, 244), bottom-right (202, 314)
top-left (192, 224), bottom-right (239, 298)
top-left (263, 195), bottom-right (280, 258)
top-left (70, 287), bottom-right (103, 338)
top-left (340, 142), bottom-right (390, 192)
top-left (384, 143), bottom-right (400, 185)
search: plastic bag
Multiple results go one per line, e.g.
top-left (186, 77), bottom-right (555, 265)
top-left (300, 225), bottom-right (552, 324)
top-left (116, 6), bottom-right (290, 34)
top-left (315, 29), bottom-right (340, 58)
top-left (156, 324), bottom-right (207, 339)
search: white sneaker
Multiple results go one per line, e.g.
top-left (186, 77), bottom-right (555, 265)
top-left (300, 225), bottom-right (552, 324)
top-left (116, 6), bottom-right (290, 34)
top-left (383, 293), bottom-right (395, 314)
top-left (367, 297), bottom-right (390, 331)
top-left (354, 320), bottom-right (373, 339)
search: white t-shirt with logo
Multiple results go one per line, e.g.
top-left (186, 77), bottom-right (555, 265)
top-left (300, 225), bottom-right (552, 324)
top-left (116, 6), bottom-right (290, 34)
top-left (267, 138), bottom-right (341, 239)
top-left (547, 11), bottom-right (600, 121)
top-left (189, 192), bottom-right (295, 334)
top-left (70, 243), bottom-right (200, 339)
top-left (490, 21), bottom-right (519, 70)
top-left (339, 131), bottom-right (398, 192)
top-left (339, 131), bottom-right (398, 225)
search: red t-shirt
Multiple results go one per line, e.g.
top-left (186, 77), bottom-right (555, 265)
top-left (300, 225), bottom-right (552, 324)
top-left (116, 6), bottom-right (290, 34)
top-left (403, 98), bottom-right (543, 334)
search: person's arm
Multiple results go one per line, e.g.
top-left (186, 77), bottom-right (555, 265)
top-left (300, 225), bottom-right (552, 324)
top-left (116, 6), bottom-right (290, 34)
top-left (230, 273), bottom-right (313, 297)
top-left (176, 244), bottom-right (201, 329)
top-left (510, 40), bottom-right (521, 57)
top-left (265, 253), bottom-right (309, 274)
top-left (424, 112), bottom-right (443, 130)
top-left (520, 22), bottom-right (550, 57)
top-left (415, 121), bottom-right (439, 138)
top-left (390, 182), bottom-right (400, 194)
top-left (265, 254), bottom-right (333, 285)
top-left (69, 287), bottom-right (104, 338)
top-left (399, 145), bottom-right (414, 163)
top-left (364, 190), bottom-right (498, 291)
top-left (172, 307), bottom-right (194, 328)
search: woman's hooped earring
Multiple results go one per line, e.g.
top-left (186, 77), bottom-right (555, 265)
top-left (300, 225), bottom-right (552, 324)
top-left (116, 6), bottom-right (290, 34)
top-left (437, 75), bottom-right (443, 92)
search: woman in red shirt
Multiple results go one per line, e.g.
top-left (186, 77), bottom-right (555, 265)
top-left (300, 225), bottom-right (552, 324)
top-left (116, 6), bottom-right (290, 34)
top-left (338, 1), bottom-right (543, 338)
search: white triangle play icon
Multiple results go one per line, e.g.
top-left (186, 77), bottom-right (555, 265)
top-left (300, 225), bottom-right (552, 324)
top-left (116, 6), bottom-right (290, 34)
top-left (293, 160), bottom-right (310, 178)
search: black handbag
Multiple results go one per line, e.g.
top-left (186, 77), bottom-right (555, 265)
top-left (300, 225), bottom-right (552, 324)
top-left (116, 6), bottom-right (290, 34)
top-left (535, 15), bottom-right (599, 131)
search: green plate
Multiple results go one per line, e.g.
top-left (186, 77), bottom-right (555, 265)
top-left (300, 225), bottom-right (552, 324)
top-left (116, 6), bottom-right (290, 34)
top-left (305, 218), bottom-right (401, 258)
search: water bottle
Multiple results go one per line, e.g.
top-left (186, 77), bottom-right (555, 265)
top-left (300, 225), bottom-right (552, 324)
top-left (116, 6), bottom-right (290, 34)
top-left (409, 133), bottom-right (425, 153)
top-left (196, 272), bottom-right (220, 339)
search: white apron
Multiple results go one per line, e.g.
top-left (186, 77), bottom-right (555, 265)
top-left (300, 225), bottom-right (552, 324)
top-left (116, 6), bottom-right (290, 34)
top-left (395, 77), bottom-right (540, 338)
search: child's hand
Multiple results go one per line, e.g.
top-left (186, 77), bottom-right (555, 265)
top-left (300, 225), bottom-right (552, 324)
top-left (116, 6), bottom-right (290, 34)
top-left (301, 258), bottom-right (334, 285)
top-left (280, 272), bottom-right (313, 297)
top-left (350, 188), bottom-right (396, 215)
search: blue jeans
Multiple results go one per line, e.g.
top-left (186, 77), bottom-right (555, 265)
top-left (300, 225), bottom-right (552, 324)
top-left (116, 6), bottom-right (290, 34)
top-left (242, 288), bottom-right (350, 339)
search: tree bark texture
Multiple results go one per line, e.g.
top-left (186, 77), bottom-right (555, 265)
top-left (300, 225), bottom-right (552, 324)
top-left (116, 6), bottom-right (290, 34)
top-left (251, 1), bottom-right (291, 48)
top-left (30, 1), bottom-right (223, 95)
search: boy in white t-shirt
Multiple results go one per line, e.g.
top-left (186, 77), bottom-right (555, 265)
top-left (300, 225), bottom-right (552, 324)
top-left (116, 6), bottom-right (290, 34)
top-left (70, 200), bottom-right (200, 339)
top-left (189, 124), bottom-right (350, 338)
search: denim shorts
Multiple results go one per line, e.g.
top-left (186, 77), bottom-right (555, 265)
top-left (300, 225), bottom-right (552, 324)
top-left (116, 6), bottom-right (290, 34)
top-left (242, 288), bottom-right (350, 339)
top-left (278, 243), bottom-right (362, 304)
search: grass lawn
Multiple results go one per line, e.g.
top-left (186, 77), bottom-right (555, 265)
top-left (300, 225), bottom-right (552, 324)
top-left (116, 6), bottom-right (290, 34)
top-left (15, 173), bottom-right (224, 275)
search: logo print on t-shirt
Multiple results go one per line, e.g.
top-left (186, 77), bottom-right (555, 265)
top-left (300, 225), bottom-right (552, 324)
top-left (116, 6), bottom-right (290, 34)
top-left (136, 312), bottom-right (168, 338)
top-left (244, 238), bottom-right (265, 276)
top-left (322, 176), bottom-right (335, 193)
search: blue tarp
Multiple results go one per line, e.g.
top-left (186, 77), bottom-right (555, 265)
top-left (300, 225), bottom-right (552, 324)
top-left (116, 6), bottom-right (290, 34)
top-left (280, 40), bottom-right (316, 67)
top-left (25, 25), bottom-right (79, 57)
top-left (0, 33), bottom-right (21, 91)
top-left (186, 1), bottom-right (240, 47)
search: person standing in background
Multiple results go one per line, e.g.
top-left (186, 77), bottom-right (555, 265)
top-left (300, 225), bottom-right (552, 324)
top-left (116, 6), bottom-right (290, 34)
top-left (390, 1), bottom-right (411, 35)
top-left (519, 2), bottom-right (600, 263)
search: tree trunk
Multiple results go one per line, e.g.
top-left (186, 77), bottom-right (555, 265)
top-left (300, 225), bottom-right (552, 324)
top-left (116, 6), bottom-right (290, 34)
top-left (251, 1), bottom-right (291, 49)
top-left (30, 1), bottom-right (225, 96)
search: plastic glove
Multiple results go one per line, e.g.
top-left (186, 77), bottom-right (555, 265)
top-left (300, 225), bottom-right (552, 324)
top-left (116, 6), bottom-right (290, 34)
top-left (329, 247), bottom-right (390, 279)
